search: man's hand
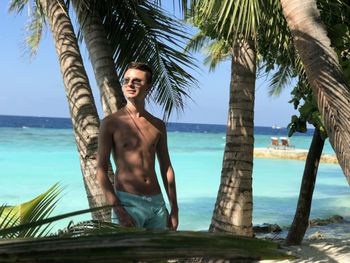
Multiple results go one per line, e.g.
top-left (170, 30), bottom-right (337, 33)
top-left (168, 210), bottom-right (178, 230)
top-left (113, 206), bottom-right (135, 227)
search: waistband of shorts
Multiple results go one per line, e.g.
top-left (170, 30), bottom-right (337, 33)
top-left (115, 190), bottom-right (165, 203)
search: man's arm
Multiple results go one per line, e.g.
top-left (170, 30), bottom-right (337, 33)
top-left (96, 118), bottom-right (135, 227)
top-left (156, 122), bottom-right (178, 230)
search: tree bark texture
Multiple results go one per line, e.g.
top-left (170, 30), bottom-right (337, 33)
top-left (72, 2), bottom-right (126, 115)
top-left (209, 39), bottom-right (256, 237)
top-left (280, 0), bottom-right (350, 185)
top-left (72, 1), bottom-right (127, 205)
top-left (285, 128), bottom-right (325, 245)
top-left (40, 0), bottom-right (109, 221)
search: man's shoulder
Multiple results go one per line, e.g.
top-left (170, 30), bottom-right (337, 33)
top-left (100, 110), bottom-right (127, 129)
top-left (104, 109), bottom-right (128, 121)
top-left (147, 113), bottom-right (166, 130)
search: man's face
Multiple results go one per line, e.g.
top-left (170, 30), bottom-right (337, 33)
top-left (122, 69), bottom-right (151, 100)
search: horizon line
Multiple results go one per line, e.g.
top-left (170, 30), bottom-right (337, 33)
top-left (0, 114), bottom-right (301, 129)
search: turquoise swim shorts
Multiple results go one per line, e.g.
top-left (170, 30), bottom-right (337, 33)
top-left (111, 191), bottom-right (169, 230)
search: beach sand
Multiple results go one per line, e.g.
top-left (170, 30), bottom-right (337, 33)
top-left (254, 148), bottom-right (338, 164)
top-left (260, 238), bottom-right (350, 262)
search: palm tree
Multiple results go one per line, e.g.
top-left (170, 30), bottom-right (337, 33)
top-left (188, 34), bottom-right (256, 236)
top-left (184, 0), bottom-right (350, 240)
top-left (9, 0), bottom-right (111, 221)
top-left (268, 68), bottom-right (328, 245)
top-left (259, 0), bottom-right (350, 244)
top-left (72, 0), bottom-right (126, 115)
top-left (209, 39), bottom-right (255, 236)
top-left (71, 0), bottom-right (198, 119)
top-left (286, 129), bottom-right (325, 245)
top-left (184, 0), bottom-right (290, 236)
top-left (279, 0), bottom-right (350, 184)
top-left (185, 7), bottom-right (259, 236)
top-left (190, 0), bottom-right (350, 185)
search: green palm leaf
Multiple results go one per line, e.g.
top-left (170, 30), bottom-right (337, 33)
top-left (268, 65), bottom-right (293, 97)
top-left (203, 40), bottom-right (231, 71)
top-left (0, 205), bottom-right (113, 238)
top-left (72, 0), bottom-right (198, 119)
top-left (8, 0), bottom-right (46, 57)
top-left (0, 183), bottom-right (62, 239)
top-left (11, 0), bottom-right (199, 119)
top-left (0, 184), bottom-right (135, 239)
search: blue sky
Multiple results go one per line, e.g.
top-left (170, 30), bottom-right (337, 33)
top-left (0, 2), bottom-right (298, 127)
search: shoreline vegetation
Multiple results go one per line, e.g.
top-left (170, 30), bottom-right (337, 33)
top-left (254, 148), bottom-right (338, 164)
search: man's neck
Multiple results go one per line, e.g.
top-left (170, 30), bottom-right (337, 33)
top-left (125, 101), bottom-right (146, 118)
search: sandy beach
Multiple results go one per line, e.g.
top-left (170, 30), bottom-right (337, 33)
top-left (254, 148), bottom-right (338, 164)
top-left (261, 238), bottom-right (350, 262)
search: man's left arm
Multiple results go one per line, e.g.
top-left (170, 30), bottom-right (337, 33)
top-left (156, 122), bottom-right (178, 230)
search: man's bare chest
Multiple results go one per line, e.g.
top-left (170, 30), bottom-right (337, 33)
top-left (113, 124), bottom-right (160, 152)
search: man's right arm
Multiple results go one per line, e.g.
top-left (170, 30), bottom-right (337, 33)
top-left (96, 118), bottom-right (135, 227)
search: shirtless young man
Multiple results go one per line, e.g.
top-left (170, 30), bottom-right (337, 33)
top-left (96, 62), bottom-right (178, 230)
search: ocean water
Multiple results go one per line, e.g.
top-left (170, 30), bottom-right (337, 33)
top-left (0, 115), bottom-right (349, 237)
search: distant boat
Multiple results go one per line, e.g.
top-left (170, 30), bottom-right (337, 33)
top-left (272, 125), bottom-right (281, 129)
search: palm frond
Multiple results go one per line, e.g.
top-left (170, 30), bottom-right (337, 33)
top-left (194, 0), bottom-right (262, 43)
top-left (9, 0), bottom-right (46, 59)
top-left (23, 2), bottom-right (45, 58)
top-left (112, 1), bottom-right (198, 120)
top-left (268, 65), bottom-right (293, 97)
top-left (8, 0), bottom-right (30, 13)
top-left (203, 39), bottom-right (231, 71)
top-left (71, 0), bottom-right (198, 120)
top-left (0, 183), bottom-right (62, 239)
top-left (0, 206), bottom-right (19, 234)
top-left (0, 204), bottom-right (112, 238)
top-left (184, 30), bottom-right (212, 53)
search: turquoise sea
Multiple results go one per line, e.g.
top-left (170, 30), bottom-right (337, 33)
top-left (1, 115), bottom-right (349, 238)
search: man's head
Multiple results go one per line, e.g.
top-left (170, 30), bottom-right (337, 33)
top-left (122, 62), bottom-right (153, 100)
top-left (127, 62), bottom-right (153, 84)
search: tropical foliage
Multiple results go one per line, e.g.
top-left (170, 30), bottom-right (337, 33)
top-left (0, 184), bottom-right (141, 240)
top-left (0, 184), bottom-right (61, 239)
top-left (264, 0), bottom-right (350, 139)
top-left (10, 0), bottom-right (199, 119)
top-left (184, 1), bottom-right (260, 236)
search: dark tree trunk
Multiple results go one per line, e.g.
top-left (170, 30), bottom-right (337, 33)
top-left (285, 128), bottom-right (325, 245)
top-left (39, 0), bottom-right (110, 221)
top-left (281, 0), bottom-right (350, 184)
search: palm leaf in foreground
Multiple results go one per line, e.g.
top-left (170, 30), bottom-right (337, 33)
top-left (0, 204), bottom-right (126, 239)
top-left (0, 184), bottom-right (140, 239)
top-left (0, 230), bottom-right (293, 262)
top-left (0, 183), bottom-right (62, 239)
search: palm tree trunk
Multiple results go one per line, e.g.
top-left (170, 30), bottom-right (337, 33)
top-left (209, 39), bottom-right (255, 237)
top-left (285, 128), bottom-right (325, 245)
top-left (71, 2), bottom-right (127, 204)
top-left (280, 0), bottom-right (350, 185)
top-left (39, 0), bottom-right (109, 221)
top-left (72, 2), bottom-right (126, 115)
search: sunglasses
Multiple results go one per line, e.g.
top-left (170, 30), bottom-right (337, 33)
top-left (122, 78), bottom-right (144, 87)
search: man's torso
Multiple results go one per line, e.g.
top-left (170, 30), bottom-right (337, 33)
top-left (108, 109), bottom-right (163, 196)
